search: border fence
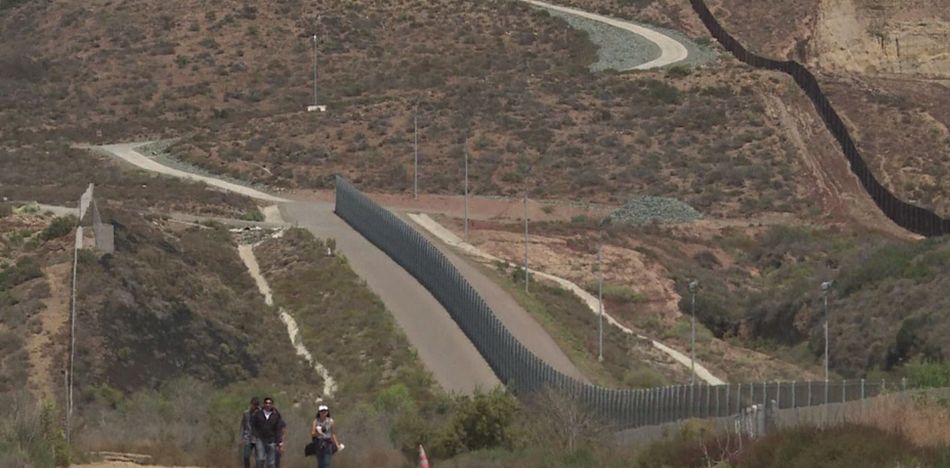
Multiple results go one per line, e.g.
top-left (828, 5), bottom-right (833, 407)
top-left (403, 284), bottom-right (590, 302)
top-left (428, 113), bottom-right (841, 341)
top-left (690, 0), bottom-right (950, 237)
top-left (688, 0), bottom-right (949, 237)
top-left (335, 176), bottom-right (909, 429)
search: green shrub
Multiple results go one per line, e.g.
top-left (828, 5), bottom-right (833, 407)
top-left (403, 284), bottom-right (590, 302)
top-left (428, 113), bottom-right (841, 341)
top-left (41, 215), bottom-right (76, 240)
top-left (904, 359), bottom-right (950, 388)
top-left (436, 388), bottom-right (520, 457)
top-left (242, 208), bottom-right (264, 222)
top-left (0, 257), bottom-right (42, 290)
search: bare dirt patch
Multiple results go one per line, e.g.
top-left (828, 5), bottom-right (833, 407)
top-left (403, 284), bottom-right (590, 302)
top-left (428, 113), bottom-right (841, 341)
top-left (27, 262), bottom-right (70, 402)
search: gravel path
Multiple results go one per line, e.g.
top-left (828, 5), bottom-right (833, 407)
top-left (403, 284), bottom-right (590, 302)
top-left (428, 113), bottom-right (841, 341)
top-left (238, 243), bottom-right (337, 398)
top-left (523, 0), bottom-right (715, 71)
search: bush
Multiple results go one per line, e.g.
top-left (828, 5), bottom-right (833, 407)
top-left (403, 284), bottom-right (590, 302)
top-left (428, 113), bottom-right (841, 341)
top-left (41, 215), bottom-right (76, 240)
top-left (904, 359), bottom-right (950, 388)
top-left (242, 208), bottom-right (264, 222)
top-left (435, 388), bottom-right (520, 457)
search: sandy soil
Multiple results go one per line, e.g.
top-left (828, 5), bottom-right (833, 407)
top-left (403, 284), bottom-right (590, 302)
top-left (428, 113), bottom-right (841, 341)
top-left (811, 0), bottom-right (950, 77)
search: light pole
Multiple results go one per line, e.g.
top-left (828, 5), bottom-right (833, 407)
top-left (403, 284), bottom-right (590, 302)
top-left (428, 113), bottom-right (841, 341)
top-left (597, 246), bottom-right (604, 362)
top-left (822, 280), bottom-right (833, 382)
top-left (307, 34), bottom-right (325, 112)
top-left (523, 190), bottom-right (529, 293)
top-left (464, 148), bottom-right (469, 241)
top-left (688, 280), bottom-right (699, 386)
top-left (413, 100), bottom-right (420, 200)
top-left (312, 34), bottom-right (318, 107)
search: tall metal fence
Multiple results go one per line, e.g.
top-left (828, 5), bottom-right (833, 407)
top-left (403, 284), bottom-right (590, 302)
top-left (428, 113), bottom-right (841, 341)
top-left (335, 176), bottom-right (907, 428)
top-left (687, 0), bottom-right (949, 238)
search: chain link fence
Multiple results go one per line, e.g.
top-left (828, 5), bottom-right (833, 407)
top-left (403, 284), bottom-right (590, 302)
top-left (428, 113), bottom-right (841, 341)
top-left (335, 176), bottom-right (910, 429)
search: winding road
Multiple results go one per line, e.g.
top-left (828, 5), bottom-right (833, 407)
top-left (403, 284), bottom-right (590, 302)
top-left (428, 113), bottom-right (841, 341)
top-left (86, 2), bottom-right (708, 394)
top-left (521, 0), bottom-right (690, 70)
top-left (95, 143), bottom-right (590, 393)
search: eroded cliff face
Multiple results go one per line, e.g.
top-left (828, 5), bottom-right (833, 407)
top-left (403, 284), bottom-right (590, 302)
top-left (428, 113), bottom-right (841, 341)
top-left (811, 0), bottom-right (950, 77)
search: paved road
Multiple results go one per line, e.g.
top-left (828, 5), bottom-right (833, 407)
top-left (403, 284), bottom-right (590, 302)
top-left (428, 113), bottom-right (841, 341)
top-left (95, 143), bottom-right (499, 393)
top-left (521, 0), bottom-right (689, 70)
top-left (403, 213), bottom-right (588, 382)
top-left (408, 213), bottom-right (726, 385)
top-left (279, 202), bottom-right (501, 393)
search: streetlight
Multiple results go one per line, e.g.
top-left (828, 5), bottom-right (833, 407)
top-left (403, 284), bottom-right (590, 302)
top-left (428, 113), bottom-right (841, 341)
top-left (597, 246), bottom-right (604, 362)
top-left (307, 33), bottom-right (326, 112)
top-left (821, 280), bottom-right (833, 382)
top-left (413, 99), bottom-right (420, 200)
top-left (464, 147), bottom-right (469, 241)
top-left (523, 190), bottom-right (529, 293)
top-left (688, 279), bottom-right (699, 386)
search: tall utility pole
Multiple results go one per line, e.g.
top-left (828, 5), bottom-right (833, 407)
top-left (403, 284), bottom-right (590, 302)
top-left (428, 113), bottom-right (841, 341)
top-left (413, 101), bottom-right (419, 200)
top-left (688, 280), bottom-right (699, 386)
top-left (822, 281), bottom-right (833, 382)
top-left (313, 34), bottom-right (326, 106)
top-left (523, 190), bottom-right (529, 293)
top-left (463, 149), bottom-right (469, 241)
top-left (597, 246), bottom-right (604, 362)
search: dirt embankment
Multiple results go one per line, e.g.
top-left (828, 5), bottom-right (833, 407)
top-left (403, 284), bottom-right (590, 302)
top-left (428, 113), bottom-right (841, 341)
top-left (810, 0), bottom-right (950, 77)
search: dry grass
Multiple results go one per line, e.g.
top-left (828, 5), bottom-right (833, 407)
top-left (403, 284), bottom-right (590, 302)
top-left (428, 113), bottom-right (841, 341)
top-left (847, 392), bottom-right (950, 448)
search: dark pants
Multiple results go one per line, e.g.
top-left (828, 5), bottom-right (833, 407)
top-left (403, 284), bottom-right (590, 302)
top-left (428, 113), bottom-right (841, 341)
top-left (242, 439), bottom-right (257, 468)
top-left (317, 451), bottom-right (332, 468)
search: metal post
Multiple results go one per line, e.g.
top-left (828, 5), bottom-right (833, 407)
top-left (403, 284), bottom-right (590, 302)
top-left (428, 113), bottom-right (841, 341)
top-left (776, 381), bottom-right (781, 410)
top-left (523, 190), bottom-right (529, 293)
top-left (822, 281), bottom-right (832, 382)
top-left (464, 149), bottom-right (469, 241)
top-left (66, 227), bottom-right (79, 444)
top-left (312, 34), bottom-right (318, 107)
top-left (688, 280), bottom-right (699, 386)
top-left (413, 105), bottom-right (419, 200)
top-left (791, 381), bottom-right (796, 409)
top-left (724, 384), bottom-right (730, 416)
top-left (597, 246), bottom-right (603, 362)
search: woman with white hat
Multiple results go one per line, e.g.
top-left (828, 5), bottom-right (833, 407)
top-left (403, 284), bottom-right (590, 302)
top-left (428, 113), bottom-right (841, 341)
top-left (310, 404), bottom-right (342, 468)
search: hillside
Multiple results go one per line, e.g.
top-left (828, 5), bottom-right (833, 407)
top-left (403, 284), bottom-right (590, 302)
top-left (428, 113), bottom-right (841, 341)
top-left (1, 0), bottom-right (949, 463)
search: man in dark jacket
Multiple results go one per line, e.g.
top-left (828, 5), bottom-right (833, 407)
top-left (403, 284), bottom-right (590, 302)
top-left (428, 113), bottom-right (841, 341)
top-left (250, 397), bottom-right (284, 468)
top-left (240, 397), bottom-right (260, 468)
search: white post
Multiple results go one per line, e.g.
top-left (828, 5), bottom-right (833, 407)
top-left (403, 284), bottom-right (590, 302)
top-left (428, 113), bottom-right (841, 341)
top-left (413, 107), bottom-right (419, 200)
top-left (523, 190), bottom-right (529, 293)
top-left (822, 281), bottom-right (832, 382)
top-left (464, 149), bottom-right (469, 241)
top-left (312, 34), bottom-right (318, 107)
top-left (688, 280), bottom-right (699, 386)
top-left (597, 246), bottom-right (603, 362)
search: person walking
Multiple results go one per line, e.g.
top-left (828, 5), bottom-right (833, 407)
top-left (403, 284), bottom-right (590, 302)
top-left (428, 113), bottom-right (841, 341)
top-left (240, 397), bottom-right (260, 468)
top-left (310, 404), bottom-right (342, 468)
top-left (251, 397), bottom-right (285, 468)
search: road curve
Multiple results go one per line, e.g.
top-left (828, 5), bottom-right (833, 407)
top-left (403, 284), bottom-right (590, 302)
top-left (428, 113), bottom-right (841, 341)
top-left (93, 143), bottom-right (288, 203)
top-left (93, 143), bottom-right (500, 394)
top-left (521, 0), bottom-right (689, 70)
